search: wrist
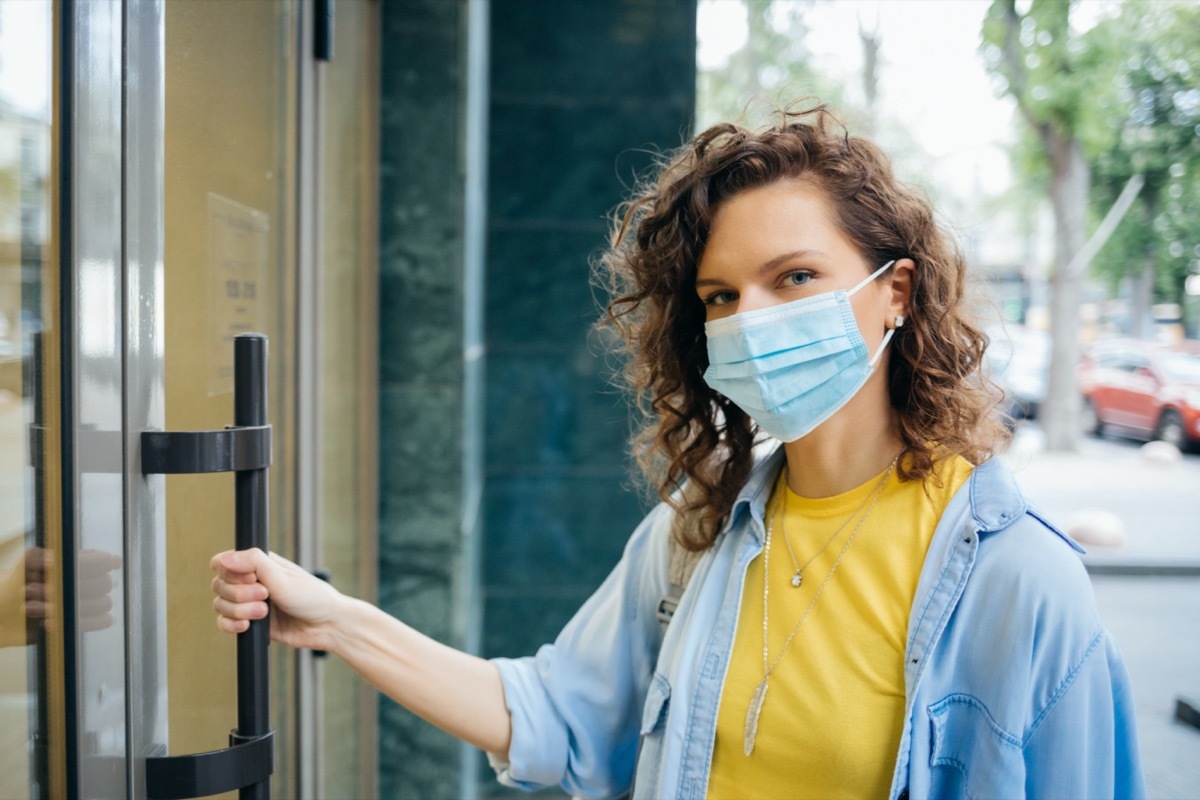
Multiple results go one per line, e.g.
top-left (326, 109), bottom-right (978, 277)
top-left (320, 591), bottom-right (367, 658)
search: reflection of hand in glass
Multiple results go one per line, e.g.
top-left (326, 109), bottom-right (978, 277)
top-left (0, 546), bottom-right (46, 646)
top-left (0, 547), bottom-right (122, 646)
top-left (75, 549), bottom-right (123, 634)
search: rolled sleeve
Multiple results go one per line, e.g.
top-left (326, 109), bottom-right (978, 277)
top-left (491, 652), bottom-right (572, 790)
top-left (486, 503), bottom-right (674, 796)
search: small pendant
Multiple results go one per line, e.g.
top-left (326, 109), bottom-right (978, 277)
top-left (744, 679), bottom-right (769, 756)
top-left (791, 571), bottom-right (803, 588)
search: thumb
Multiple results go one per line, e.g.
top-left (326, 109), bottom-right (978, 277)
top-left (248, 548), bottom-right (293, 589)
top-left (213, 547), bottom-right (272, 578)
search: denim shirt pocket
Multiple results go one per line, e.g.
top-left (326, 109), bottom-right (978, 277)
top-left (631, 673), bottom-right (672, 799)
top-left (926, 694), bottom-right (1024, 800)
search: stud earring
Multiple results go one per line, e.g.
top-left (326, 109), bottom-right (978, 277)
top-left (894, 315), bottom-right (905, 328)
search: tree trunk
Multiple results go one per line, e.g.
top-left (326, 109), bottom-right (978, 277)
top-left (1130, 194), bottom-right (1157, 338)
top-left (1040, 128), bottom-right (1089, 452)
top-left (859, 22), bottom-right (880, 137)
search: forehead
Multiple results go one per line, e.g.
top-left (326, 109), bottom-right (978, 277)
top-left (697, 181), bottom-right (855, 276)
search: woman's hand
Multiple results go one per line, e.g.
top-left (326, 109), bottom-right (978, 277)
top-left (212, 547), bottom-right (513, 758)
top-left (210, 548), bottom-right (344, 652)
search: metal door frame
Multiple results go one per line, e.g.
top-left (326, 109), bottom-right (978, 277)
top-left (61, 0), bottom-right (169, 795)
top-left (63, 1), bottom-right (367, 795)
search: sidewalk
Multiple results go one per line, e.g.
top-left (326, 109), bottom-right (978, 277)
top-left (1002, 427), bottom-right (1200, 798)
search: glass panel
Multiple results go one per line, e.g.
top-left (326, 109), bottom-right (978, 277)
top-left (0, 1), bottom-right (62, 797)
top-left (317, 1), bottom-right (379, 795)
top-left (163, 2), bottom-right (298, 797)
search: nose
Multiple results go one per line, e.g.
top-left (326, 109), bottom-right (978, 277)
top-left (733, 286), bottom-right (781, 315)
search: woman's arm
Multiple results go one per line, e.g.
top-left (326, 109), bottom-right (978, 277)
top-left (1021, 629), bottom-right (1145, 799)
top-left (210, 548), bottom-right (511, 757)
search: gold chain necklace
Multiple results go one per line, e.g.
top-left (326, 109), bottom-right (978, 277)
top-left (743, 456), bottom-right (898, 757)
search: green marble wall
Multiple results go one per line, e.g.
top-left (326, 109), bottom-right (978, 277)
top-left (480, 0), bottom-right (696, 794)
top-left (378, 0), bottom-right (696, 797)
top-left (377, 1), bottom-right (468, 797)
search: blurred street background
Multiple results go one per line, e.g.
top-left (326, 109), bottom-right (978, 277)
top-left (3, 0), bottom-right (1198, 796)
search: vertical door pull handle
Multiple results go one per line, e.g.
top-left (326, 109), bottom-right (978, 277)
top-left (142, 334), bottom-right (274, 800)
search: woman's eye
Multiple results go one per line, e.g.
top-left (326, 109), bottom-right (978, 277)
top-left (703, 290), bottom-right (737, 307)
top-left (783, 270), bottom-right (814, 287)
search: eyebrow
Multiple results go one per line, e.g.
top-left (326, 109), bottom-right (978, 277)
top-left (694, 249), bottom-right (827, 288)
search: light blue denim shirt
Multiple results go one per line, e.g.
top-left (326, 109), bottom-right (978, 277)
top-left (491, 448), bottom-right (1145, 799)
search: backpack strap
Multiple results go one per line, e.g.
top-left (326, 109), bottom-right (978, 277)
top-left (655, 533), bottom-right (703, 631)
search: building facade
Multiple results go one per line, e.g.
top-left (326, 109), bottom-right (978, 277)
top-left (0, 0), bottom-right (695, 797)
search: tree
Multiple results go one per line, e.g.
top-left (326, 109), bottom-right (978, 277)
top-left (982, 0), bottom-right (1122, 451)
top-left (1089, 1), bottom-right (1200, 334)
top-left (697, 0), bottom-right (845, 130)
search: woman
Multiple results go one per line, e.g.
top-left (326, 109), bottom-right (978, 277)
top-left (212, 105), bottom-right (1143, 799)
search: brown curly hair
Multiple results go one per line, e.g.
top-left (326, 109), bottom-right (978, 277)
top-left (598, 103), bottom-right (1009, 551)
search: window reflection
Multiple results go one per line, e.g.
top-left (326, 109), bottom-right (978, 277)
top-left (0, 1), bottom-right (55, 798)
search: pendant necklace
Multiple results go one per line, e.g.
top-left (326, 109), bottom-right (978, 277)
top-left (778, 466), bottom-right (885, 588)
top-left (744, 455), bottom-right (898, 757)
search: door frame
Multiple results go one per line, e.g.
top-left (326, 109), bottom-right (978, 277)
top-left (62, 0), bottom-right (373, 795)
top-left (63, 0), bottom-right (291, 796)
top-left (64, 0), bottom-right (170, 794)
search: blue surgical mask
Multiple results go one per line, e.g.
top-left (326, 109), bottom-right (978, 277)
top-left (702, 260), bottom-right (897, 442)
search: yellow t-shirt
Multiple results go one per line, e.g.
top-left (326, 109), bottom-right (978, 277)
top-left (706, 455), bottom-right (974, 800)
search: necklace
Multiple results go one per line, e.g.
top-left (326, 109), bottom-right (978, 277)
top-left (778, 468), bottom-right (883, 588)
top-left (743, 456), bottom-right (898, 757)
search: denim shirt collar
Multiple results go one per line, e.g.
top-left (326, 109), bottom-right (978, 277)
top-left (724, 444), bottom-right (786, 542)
top-left (728, 447), bottom-right (1082, 551)
top-left (968, 457), bottom-right (1084, 552)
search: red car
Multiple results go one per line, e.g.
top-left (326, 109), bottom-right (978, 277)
top-left (1079, 339), bottom-right (1200, 452)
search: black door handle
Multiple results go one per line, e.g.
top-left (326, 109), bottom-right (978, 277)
top-left (142, 333), bottom-right (273, 800)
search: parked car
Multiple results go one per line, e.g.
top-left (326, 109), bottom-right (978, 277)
top-left (984, 324), bottom-right (1050, 423)
top-left (1078, 338), bottom-right (1200, 451)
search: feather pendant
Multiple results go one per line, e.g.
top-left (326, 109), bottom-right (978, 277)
top-left (744, 679), bottom-right (769, 756)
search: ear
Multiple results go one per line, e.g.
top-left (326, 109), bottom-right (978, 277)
top-left (886, 258), bottom-right (914, 327)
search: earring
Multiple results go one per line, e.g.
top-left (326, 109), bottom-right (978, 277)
top-left (894, 315), bottom-right (905, 328)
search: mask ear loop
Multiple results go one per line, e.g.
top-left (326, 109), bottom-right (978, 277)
top-left (868, 326), bottom-right (896, 369)
top-left (847, 259), bottom-right (896, 297)
top-left (852, 260), bottom-right (899, 368)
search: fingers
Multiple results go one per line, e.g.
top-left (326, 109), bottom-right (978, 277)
top-left (212, 595), bottom-right (268, 622)
top-left (79, 572), bottom-right (114, 600)
top-left (211, 549), bottom-right (307, 640)
top-left (24, 546), bottom-right (55, 573)
top-left (211, 575), bottom-right (268, 604)
top-left (211, 572), bottom-right (269, 636)
top-left (211, 549), bottom-right (270, 636)
top-left (78, 549), bottom-right (123, 578)
top-left (25, 599), bottom-right (49, 621)
top-left (210, 548), bottom-right (266, 585)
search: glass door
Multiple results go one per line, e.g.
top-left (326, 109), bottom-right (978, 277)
top-left (71, 0), bottom-right (303, 796)
top-left (5, 1), bottom-right (379, 795)
top-left (0, 1), bottom-right (62, 797)
top-left (159, 3), bottom-right (300, 796)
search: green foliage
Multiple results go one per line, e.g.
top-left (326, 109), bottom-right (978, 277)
top-left (1088, 1), bottom-right (1200, 302)
top-left (984, 0), bottom-right (1200, 305)
top-left (981, 0), bottom-right (1123, 152)
top-left (696, 0), bottom-right (847, 131)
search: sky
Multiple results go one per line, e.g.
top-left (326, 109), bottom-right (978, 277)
top-left (0, 0), bottom-right (51, 118)
top-left (696, 0), bottom-right (1122, 201)
top-left (697, 0), bottom-right (1019, 199)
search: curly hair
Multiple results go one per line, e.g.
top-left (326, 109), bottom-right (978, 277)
top-left (598, 103), bottom-right (1009, 551)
